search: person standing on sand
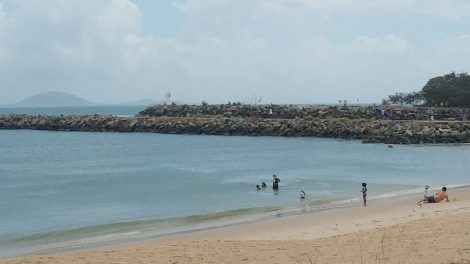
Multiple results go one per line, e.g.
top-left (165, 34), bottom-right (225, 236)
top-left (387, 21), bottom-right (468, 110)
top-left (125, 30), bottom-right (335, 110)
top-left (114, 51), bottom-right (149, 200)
top-left (418, 186), bottom-right (449, 205)
top-left (272, 175), bottom-right (281, 190)
top-left (361, 183), bottom-right (367, 206)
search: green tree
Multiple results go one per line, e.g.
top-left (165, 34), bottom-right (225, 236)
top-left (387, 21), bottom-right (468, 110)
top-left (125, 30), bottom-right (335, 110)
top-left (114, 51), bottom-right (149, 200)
top-left (421, 72), bottom-right (470, 107)
top-left (388, 92), bottom-right (404, 105)
top-left (403, 91), bottom-right (424, 105)
top-left (387, 91), bottom-right (424, 106)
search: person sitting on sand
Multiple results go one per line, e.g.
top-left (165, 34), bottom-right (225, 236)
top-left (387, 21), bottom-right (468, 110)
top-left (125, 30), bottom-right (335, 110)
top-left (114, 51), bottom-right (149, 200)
top-left (418, 186), bottom-right (449, 205)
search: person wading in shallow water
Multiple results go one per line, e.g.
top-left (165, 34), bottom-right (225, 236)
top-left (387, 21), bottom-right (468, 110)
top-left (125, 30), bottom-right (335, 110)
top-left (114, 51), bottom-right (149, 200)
top-left (272, 175), bottom-right (281, 190)
top-left (361, 182), bottom-right (368, 206)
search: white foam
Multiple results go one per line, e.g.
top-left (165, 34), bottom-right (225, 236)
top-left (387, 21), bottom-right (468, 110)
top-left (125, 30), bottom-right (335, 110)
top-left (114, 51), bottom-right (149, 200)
top-left (378, 183), bottom-right (469, 201)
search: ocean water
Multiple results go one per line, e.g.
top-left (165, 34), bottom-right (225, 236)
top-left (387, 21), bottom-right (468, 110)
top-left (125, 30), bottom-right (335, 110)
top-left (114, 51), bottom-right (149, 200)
top-left (0, 129), bottom-right (469, 257)
top-left (0, 106), bottom-right (148, 116)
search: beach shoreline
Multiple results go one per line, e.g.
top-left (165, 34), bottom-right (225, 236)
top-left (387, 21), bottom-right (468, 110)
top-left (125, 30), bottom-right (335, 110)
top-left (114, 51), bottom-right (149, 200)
top-left (2, 186), bottom-right (469, 263)
top-left (1, 184), bottom-right (464, 258)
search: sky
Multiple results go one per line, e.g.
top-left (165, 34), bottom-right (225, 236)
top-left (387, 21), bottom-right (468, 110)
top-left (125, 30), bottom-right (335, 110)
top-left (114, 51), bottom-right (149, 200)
top-left (0, 0), bottom-right (469, 105)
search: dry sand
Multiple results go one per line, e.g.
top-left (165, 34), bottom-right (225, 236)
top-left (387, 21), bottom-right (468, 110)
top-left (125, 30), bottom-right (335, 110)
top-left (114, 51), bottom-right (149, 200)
top-left (2, 187), bottom-right (470, 264)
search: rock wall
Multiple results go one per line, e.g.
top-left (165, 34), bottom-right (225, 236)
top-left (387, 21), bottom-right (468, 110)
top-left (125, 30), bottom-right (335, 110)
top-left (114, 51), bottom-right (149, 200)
top-left (138, 104), bottom-right (468, 121)
top-left (1, 113), bottom-right (470, 144)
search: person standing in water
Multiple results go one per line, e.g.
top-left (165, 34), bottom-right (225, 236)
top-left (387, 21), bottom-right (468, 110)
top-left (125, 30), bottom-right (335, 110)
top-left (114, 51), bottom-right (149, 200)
top-left (361, 183), bottom-right (368, 206)
top-left (300, 189), bottom-right (305, 199)
top-left (272, 175), bottom-right (281, 190)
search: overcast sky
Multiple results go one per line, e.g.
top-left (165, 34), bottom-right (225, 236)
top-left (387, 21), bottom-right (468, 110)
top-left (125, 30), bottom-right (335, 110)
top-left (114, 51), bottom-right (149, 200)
top-left (0, 0), bottom-right (469, 105)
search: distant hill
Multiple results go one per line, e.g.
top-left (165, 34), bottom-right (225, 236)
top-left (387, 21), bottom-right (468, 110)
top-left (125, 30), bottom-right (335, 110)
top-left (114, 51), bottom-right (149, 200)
top-left (15, 92), bottom-right (196, 107)
top-left (16, 92), bottom-right (96, 107)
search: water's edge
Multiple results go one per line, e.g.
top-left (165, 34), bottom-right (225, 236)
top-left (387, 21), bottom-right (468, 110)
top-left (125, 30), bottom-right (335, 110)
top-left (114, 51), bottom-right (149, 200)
top-left (2, 183), bottom-right (469, 259)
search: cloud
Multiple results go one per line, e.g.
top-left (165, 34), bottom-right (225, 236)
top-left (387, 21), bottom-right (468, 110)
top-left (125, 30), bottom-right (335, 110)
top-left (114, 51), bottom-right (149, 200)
top-left (430, 35), bottom-right (470, 73)
top-left (167, 0), bottom-right (470, 103)
top-left (0, 0), bottom-right (185, 103)
top-left (0, 2), bottom-right (8, 63)
top-left (342, 34), bottom-right (412, 54)
top-left (415, 1), bottom-right (470, 20)
top-left (0, 2), bottom-right (5, 26)
top-left (169, 1), bottom-right (421, 102)
top-left (290, 0), bottom-right (470, 20)
top-left (177, 0), bottom-right (470, 21)
top-left (174, 0), bottom-right (229, 11)
top-left (0, 0), bottom-right (469, 105)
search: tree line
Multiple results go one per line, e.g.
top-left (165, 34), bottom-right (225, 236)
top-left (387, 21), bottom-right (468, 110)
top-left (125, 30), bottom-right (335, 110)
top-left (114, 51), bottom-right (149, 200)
top-left (384, 72), bottom-right (470, 107)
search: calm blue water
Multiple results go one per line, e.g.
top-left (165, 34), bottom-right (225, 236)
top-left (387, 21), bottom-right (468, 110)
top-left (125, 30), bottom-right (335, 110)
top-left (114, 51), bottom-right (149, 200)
top-left (0, 106), bottom-right (147, 116)
top-left (0, 129), bottom-right (469, 257)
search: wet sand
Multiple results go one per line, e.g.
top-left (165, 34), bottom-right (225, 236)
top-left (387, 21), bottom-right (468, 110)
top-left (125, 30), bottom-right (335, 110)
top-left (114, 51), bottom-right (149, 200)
top-left (2, 187), bottom-right (470, 264)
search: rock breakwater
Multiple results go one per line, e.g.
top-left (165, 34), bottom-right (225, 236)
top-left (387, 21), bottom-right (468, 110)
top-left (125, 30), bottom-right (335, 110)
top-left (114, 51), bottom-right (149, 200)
top-left (1, 109), bottom-right (470, 144)
top-left (138, 104), bottom-right (467, 121)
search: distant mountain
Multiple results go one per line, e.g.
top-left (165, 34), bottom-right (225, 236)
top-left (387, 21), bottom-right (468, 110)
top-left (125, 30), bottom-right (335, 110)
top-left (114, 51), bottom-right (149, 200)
top-left (16, 92), bottom-right (96, 107)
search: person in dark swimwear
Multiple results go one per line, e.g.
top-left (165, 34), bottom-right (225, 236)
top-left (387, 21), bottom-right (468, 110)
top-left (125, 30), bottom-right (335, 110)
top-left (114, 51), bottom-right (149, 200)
top-left (272, 175), bottom-right (281, 190)
top-left (261, 182), bottom-right (267, 188)
top-left (256, 184), bottom-right (261, 190)
top-left (417, 186), bottom-right (449, 205)
top-left (361, 182), bottom-right (367, 207)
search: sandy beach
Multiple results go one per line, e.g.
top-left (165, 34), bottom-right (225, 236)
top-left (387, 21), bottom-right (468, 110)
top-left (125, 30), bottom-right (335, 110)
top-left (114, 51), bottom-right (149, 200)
top-left (2, 187), bottom-right (470, 264)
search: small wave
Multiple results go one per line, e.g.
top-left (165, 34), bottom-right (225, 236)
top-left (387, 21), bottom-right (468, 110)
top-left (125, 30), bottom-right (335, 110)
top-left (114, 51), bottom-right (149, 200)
top-left (278, 182), bottom-right (470, 215)
top-left (330, 182), bottom-right (470, 206)
top-left (3, 183), bottom-right (469, 258)
top-left (369, 187), bottom-right (424, 200)
top-left (77, 231), bottom-right (141, 244)
top-left (444, 183), bottom-right (470, 189)
top-left (2, 206), bottom-right (282, 255)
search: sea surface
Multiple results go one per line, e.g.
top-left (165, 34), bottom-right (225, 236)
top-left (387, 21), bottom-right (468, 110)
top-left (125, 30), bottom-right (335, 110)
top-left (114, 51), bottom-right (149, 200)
top-left (1, 128), bottom-right (469, 257)
top-left (0, 106), bottom-right (148, 116)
